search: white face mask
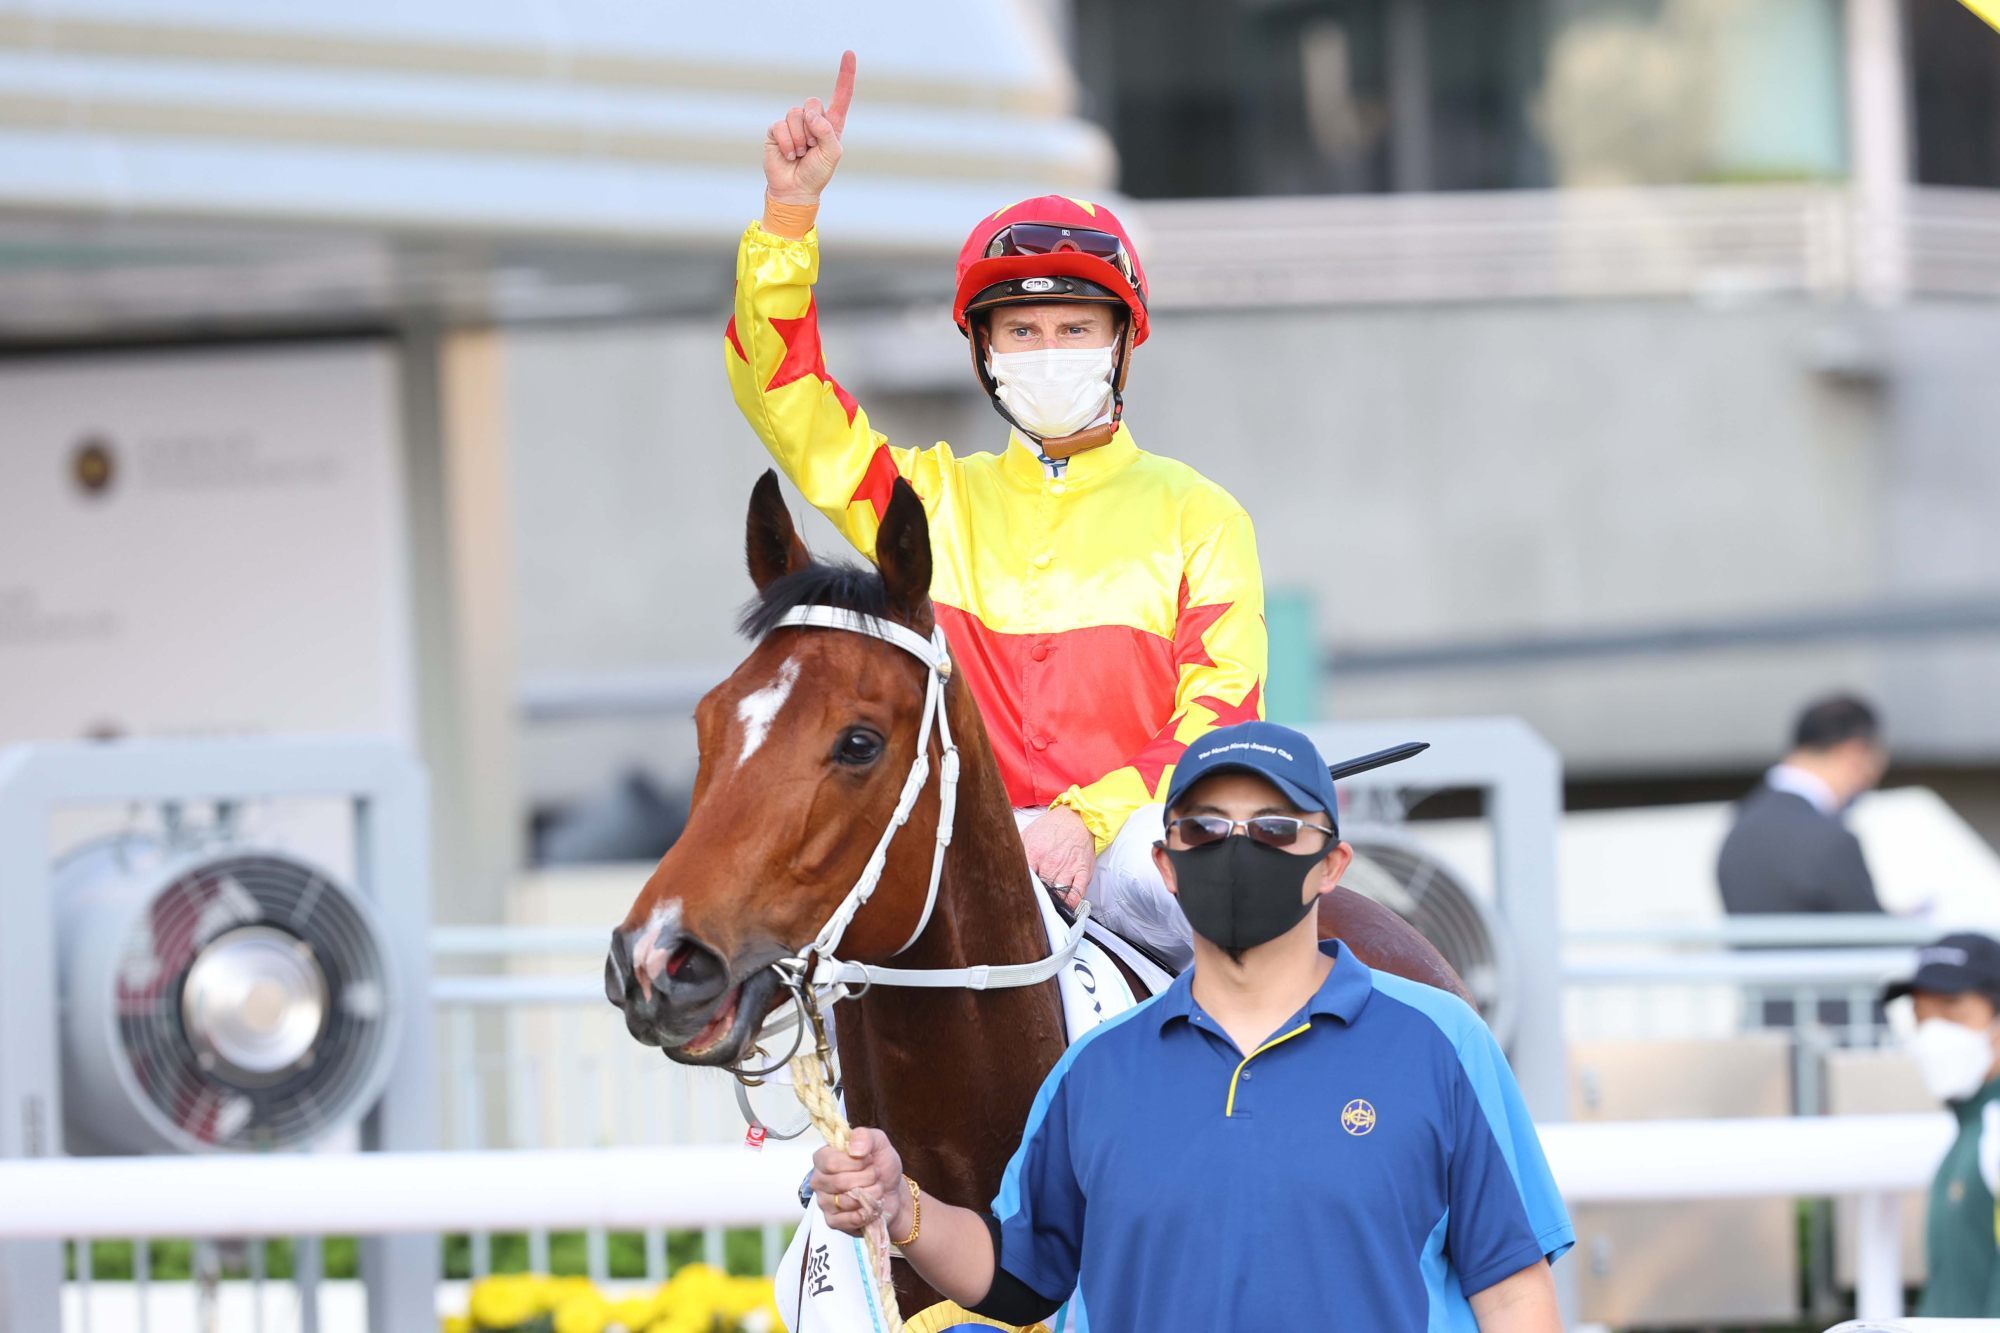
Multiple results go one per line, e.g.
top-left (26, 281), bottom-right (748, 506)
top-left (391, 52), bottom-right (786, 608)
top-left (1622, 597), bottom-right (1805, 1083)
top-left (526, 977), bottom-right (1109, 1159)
top-left (1910, 1016), bottom-right (1999, 1103)
top-left (988, 346), bottom-right (1115, 440)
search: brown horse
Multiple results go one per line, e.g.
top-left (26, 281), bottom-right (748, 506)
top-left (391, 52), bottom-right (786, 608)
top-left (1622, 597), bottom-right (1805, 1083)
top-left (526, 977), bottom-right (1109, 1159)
top-left (606, 471), bottom-right (1468, 1314)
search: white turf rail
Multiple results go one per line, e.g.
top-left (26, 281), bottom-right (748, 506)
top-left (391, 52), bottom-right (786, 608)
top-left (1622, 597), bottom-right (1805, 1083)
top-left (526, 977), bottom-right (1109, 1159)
top-left (0, 1143), bottom-right (814, 1240)
top-left (0, 1114), bottom-right (1953, 1240)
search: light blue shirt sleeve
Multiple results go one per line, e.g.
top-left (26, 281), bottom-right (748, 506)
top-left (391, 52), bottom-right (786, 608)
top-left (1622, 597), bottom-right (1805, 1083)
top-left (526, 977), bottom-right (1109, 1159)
top-left (1372, 972), bottom-right (1575, 1263)
top-left (991, 1050), bottom-right (1087, 1304)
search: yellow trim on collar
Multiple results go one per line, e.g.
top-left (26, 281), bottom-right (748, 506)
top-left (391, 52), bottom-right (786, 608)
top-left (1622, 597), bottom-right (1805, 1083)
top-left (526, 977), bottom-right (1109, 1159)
top-left (1224, 1022), bottom-right (1312, 1117)
top-left (905, 1299), bottom-right (1051, 1333)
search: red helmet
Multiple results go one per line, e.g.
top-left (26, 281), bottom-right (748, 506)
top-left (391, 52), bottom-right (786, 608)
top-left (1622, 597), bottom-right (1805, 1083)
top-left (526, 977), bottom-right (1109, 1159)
top-left (952, 196), bottom-right (1150, 346)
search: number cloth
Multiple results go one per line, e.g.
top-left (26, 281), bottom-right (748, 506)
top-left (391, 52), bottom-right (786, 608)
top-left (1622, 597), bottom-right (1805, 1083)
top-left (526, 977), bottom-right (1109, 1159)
top-left (726, 222), bottom-right (1267, 852)
top-left (987, 940), bottom-right (1575, 1332)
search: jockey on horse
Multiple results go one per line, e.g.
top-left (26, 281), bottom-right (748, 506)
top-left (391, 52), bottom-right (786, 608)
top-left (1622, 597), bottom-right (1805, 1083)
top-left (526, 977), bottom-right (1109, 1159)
top-left (729, 52), bottom-right (1258, 969)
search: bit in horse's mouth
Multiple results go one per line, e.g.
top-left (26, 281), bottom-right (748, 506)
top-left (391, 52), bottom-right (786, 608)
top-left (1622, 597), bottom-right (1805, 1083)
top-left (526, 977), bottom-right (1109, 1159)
top-left (683, 984), bottom-right (742, 1058)
top-left (663, 963), bottom-right (785, 1066)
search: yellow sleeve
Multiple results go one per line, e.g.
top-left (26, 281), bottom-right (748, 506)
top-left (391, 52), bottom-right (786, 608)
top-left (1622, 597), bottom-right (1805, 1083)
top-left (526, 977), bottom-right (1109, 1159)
top-left (1054, 504), bottom-right (1268, 850)
top-left (725, 222), bottom-right (940, 557)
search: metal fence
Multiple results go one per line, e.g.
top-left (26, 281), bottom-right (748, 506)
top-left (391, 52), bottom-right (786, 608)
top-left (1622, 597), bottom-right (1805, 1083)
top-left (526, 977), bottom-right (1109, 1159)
top-left (430, 927), bottom-right (788, 1286)
top-left (10, 1117), bottom-right (1951, 1328)
top-left (40, 913), bottom-right (1950, 1330)
top-left (1138, 184), bottom-right (2000, 310)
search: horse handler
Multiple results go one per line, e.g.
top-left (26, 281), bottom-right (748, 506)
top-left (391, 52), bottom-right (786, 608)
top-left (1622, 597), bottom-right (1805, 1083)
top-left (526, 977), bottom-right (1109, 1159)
top-left (731, 52), bottom-right (1266, 967)
top-left (810, 721), bottom-right (1574, 1332)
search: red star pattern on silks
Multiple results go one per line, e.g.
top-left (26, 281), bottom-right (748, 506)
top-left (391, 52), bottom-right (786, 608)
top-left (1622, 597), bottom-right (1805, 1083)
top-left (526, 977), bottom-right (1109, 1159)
top-left (1172, 574), bottom-right (1233, 670)
top-left (850, 444), bottom-right (900, 520)
top-left (766, 299), bottom-right (859, 424)
top-left (1192, 680), bottom-right (1263, 729)
top-left (724, 315), bottom-right (747, 363)
top-left (1128, 719), bottom-right (1191, 795)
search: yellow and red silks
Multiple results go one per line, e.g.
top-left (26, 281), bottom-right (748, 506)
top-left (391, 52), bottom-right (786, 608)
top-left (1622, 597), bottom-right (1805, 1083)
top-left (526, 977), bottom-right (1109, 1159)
top-left (726, 222), bottom-right (1267, 851)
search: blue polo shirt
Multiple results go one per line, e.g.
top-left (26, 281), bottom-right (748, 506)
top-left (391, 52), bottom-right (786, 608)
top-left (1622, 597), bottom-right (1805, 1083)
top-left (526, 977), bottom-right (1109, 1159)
top-left (991, 939), bottom-right (1573, 1332)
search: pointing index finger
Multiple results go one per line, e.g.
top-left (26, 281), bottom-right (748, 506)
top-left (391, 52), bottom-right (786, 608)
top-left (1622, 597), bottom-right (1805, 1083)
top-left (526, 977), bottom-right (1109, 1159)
top-left (827, 50), bottom-right (857, 133)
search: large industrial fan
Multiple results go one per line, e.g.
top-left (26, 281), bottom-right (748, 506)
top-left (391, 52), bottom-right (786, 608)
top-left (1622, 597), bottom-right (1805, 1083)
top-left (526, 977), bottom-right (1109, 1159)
top-left (0, 737), bottom-right (438, 1332)
top-left (55, 835), bottom-right (400, 1155)
top-left (1340, 825), bottom-right (1519, 1048)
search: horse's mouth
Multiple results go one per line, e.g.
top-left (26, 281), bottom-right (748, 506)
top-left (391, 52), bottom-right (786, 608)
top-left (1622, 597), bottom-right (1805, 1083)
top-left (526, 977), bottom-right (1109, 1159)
top-left (662, 967), bottom-right (783, 1068)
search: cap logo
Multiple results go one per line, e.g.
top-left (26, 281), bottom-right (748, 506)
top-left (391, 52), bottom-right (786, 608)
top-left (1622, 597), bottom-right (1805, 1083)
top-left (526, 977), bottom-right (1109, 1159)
top-left (1192, 739), bottom-right (1295, 763)
top-left (1019, 276), bottom-right (1057, 293)
top-left (1920, 946), bottom-right (1971, 967)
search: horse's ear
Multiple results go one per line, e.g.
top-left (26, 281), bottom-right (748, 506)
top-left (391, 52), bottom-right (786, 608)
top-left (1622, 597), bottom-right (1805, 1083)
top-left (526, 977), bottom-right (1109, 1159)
top-left (746, 470), bottom-right (811, 592)
top-left (876, 479), bottom-right (933, 627)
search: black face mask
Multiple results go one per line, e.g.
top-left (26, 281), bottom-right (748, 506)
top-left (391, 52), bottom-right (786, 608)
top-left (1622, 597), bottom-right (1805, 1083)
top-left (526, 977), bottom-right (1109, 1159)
top-left (1163, 836), bottom-right (1323, 953)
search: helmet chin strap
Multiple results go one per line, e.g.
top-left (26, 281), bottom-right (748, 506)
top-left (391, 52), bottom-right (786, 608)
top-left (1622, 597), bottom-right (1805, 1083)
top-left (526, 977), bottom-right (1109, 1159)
top-left (972, 320), bottom-right (1135, 460)
top-left (1033, 402), bottom-right (1122, 461)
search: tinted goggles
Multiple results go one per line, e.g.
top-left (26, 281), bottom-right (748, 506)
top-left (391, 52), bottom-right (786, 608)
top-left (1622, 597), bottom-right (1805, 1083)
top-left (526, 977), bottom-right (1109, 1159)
top-left (984, 224), bottom-right (1137, 286)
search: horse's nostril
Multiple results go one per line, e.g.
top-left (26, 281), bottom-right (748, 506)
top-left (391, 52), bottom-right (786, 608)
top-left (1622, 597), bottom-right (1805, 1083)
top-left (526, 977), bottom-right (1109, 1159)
top-left (662, 938), bottom-right (728, 1005)
top-left (605, 952), bottom-right (625, 1008)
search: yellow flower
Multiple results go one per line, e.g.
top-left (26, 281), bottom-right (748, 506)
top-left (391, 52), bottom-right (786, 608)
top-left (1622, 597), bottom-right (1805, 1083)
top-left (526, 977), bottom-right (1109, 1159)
top-left (717, 1277), bottom-right (775, 1322)
top-left (608, 1294), bottom-right (661, 1331)
top-left (646, 1309), bottom-right (712, 1333)
top-left (663, 1263), bottom-right (728, 1309)
top-left (469, 1274), bottom-right (545, 1329)
top-left (440, 1317), bottom-right (473, 1333)
top-left (554, 1287), bottom-right (612, 1333)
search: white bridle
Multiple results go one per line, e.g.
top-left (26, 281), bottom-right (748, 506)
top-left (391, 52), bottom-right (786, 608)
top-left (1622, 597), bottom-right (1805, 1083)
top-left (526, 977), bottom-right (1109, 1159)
top-left (767, 604), bottom-right (1089, 995)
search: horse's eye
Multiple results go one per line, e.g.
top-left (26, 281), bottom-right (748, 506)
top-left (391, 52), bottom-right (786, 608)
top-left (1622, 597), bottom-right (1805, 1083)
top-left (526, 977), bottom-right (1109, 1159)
top-left (834, 728), bottom-right (884, 767)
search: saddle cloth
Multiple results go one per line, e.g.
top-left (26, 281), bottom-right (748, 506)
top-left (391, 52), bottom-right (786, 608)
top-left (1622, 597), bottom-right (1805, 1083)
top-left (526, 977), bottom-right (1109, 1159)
top-left (774, 883), bottom-right (1169, 1333)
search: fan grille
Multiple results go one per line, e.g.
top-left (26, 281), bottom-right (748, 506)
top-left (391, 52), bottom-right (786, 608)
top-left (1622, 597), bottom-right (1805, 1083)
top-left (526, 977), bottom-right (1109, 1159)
top-left (112, 853), bottom-right (391, 1150)
top-left (1341, 830), bottom-right (1517, 1047)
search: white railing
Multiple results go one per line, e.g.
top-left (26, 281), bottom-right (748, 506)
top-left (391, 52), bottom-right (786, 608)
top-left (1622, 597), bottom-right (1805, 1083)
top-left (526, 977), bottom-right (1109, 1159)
top-left (30, 922), bottom-right (1949, 1331)
top-left (1, 1114), bottom-right (1951, 1323)
top-left (1135, 184), bottom-right (2000, 310)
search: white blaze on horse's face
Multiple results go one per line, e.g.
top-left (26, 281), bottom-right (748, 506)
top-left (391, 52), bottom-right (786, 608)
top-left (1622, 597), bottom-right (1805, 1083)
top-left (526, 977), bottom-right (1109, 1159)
top-left (734, 655), bottom-right (801, 769)
top-left (630, 899), bottom-right (683, 1003)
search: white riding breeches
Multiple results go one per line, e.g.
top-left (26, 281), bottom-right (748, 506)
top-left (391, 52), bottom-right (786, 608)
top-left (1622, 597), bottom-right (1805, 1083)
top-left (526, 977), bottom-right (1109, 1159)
top-left (1015, 804), bottom-right (1193, 972)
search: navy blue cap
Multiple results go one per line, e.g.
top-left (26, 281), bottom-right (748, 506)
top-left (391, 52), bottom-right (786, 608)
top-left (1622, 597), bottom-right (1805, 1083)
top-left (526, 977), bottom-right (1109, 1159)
top-left (1165, 722), bottom-right (1342, 829)
top-left (1884, 933), bottom-right (2000, 1004)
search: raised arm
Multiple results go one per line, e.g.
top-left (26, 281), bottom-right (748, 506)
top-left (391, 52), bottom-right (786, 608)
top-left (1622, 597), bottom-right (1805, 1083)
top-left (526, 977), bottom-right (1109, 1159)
top-left (728, 52), bottom-right (941, 559)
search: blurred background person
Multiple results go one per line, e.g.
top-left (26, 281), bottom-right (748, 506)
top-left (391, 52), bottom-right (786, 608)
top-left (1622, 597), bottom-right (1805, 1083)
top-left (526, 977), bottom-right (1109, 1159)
top-left (1718, 692), bottom-right (1890, 1030)
top-left (1885, 933), bottom-right (2000, 1318)
top-left (1718, 692), bottom-right (1890, 920)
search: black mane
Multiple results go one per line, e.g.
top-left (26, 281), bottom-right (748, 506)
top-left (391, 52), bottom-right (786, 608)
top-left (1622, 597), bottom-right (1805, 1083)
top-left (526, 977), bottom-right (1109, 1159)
top-left (738, 559), bottom-right (895, 640)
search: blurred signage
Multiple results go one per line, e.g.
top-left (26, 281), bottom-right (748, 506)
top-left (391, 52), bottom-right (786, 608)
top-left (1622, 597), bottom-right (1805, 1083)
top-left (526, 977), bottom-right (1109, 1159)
top-left (0, 343), bottom-right (415, 746)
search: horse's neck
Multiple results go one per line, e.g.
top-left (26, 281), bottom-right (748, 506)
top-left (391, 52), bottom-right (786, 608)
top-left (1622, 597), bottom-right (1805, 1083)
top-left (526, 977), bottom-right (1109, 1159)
top-left (837, 680), bottom-right (1068, 1215)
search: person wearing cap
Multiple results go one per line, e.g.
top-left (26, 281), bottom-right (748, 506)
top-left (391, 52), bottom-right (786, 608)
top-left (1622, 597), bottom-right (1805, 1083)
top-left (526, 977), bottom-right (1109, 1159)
top-left (1886, 933), bottom-right (2000, 1317)
top-left (806, 721), bottom-right (1574, 1331)
top-left (729, 53), bottom-right (1263, 967)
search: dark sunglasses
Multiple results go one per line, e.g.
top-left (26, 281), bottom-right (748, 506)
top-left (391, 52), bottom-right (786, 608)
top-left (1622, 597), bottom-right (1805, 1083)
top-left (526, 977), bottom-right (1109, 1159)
top-left (1164, 815), bottom-right (1337, 851)
top-left (984, 223), bottom-right (1137, 286)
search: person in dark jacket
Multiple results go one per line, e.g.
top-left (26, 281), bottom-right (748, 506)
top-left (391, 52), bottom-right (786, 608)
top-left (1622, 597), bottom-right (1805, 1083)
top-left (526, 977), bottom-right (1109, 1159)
top-left (1885, 934), bottom-right (2000, 1317)
top-left (1718, 694), bottom-right (1889, 1029)
top-left (1717, 693), bottom-right (1888, 918)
